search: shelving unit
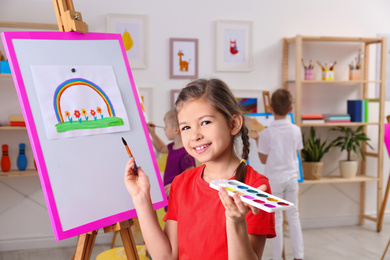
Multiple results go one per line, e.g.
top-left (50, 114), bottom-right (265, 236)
top-left (282, 35), bottom-right (387, 226)
top-left (0, 170), bottom-right (38, 177)
top-left (0, 21), bottom-right (56, 176)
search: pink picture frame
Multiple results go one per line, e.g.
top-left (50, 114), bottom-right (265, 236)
top-left (171, 89), bottom-right (181, 109)
top-left (169, 38), bottom-right (198, 79)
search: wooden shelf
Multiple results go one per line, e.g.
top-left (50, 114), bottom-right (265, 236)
top-left (282, 35), bottom-right (386, 228)
top-left (0, 126), bottom-right (26, 130)
top-left (301, 122), bottom-right (379, 127)
top-left (0, 74), bottom-right (12, 78)
top-left (286, 80), bottom-right (381, 84)
top-left (285, 35), bottom-right (382, 44)
top-left (0, 169), bottom-right (38, 177)
top-left (300, 175), bottom-right (379, 184)
top-left (0, 21), bottom-right (57, 30)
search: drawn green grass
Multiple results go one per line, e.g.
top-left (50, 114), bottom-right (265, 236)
top-left (55, 117), bottom-right (124, 133)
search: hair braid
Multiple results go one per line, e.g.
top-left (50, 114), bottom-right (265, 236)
top-left (235, 124), bottom-right (250, 183)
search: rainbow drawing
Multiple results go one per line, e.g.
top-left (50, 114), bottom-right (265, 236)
top-left (53, 78), bottom-right (116, 123)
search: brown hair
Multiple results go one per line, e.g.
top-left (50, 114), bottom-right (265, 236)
top-left (164, 109), bottom-right (178, 126)
top-left (271, 88), bottom-right (292, 116)
top-left (175, 78), bottom-right (249, 183)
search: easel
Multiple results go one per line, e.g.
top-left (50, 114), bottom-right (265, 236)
top-left (52, 0), bottom-right (88, 33)
top-left (71, 220), bottom-right (140, 260)
top-left (51, 1), bottom-right (140, 259)
top-left (377, 115), bottom-right (390, 232)
top-left (262, 91), bottom-right (272, 113)
top-left (379, 116), bottom-right (390, 259)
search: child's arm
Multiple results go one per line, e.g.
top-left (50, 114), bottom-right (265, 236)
top-left (219, 185), bottom-right (268, 260)
top-left (124, 158), bottom-right (178, 259)
top-left (147, 123), bottom-right (169, 153)
top-left (258, 152), bottom-right (268, 164)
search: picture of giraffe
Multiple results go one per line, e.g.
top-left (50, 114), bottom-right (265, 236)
top-left (177, 50), bottom-right (190, 72)
top-left (170, 38), bottom-right (198, 79)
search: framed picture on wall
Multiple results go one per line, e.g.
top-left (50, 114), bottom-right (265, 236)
top-left (376, 33), bottom-right (390, 100)
top-left (171, 89), bottom-right (181, 109)
top-left (170, 38), bottom-right (198, 79)
top-left (231, 89), bottom-right (264, 113)
top-left (106, 14), bottom-right (148, 69)
top-left (216, 20), bottom-right (253, 72)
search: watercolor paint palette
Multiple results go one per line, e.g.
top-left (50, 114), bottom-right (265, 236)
top-left (210, 179), bottom-right (295, 213)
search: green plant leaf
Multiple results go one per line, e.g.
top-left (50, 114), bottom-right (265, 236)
top-left (301, 127), bottom-right (334, 162)
top-left (330, 126), bottom-right (372, 161)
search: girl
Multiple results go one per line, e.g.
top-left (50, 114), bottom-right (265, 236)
top-left (124, 78), bottom-right (275, 260)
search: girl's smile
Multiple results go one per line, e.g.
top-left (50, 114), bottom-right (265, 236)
top-left (193, 143), bottom-right (211, 153)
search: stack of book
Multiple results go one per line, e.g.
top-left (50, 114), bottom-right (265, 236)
top-left (9, 115), bottom-right (25, 127)
top-left (301, 114), bottom-right (325, 124)
top-left (322, 114), bottom-right (351, 123)
top-left (347, 100), bottom-right (369, 122)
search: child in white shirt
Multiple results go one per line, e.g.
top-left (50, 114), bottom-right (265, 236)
top-left (257, 88), bottom-right (304, 260)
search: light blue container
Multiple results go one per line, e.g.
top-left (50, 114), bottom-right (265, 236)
top-left (0, 61), bottom-right (11, 74)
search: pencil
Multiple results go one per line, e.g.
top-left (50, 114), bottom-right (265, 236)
top-left (316, 61), bottom-right (324, 71)
top-left (122, 137), bottom-right (138, 173)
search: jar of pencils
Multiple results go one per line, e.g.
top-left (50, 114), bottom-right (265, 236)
top-left (302, 59), bottom-right (314, 80)
top-left (304, 68), bottom-right (313, 80)
top-left (322, 70), bottom-right (334, 81)
top-left (317, 60), bottom-right (336, 81)
top-left (349, 69), bottom-right (361, 80)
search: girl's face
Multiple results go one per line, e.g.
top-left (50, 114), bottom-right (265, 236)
top-left (177, 99), bottom-right (242, 164)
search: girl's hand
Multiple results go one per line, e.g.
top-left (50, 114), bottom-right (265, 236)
top-left (124, 157), bottom-right (151, 199)
top-left (164, 183), bottom-right (171, 197)
top-left (218, 184), bottom-right (268, 222)
top-left (147, 122), bottom-right (156, 135)
top-left (248, 128), bottom-right (259, 140)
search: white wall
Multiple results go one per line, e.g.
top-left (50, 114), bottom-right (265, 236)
top-left (1, 0), bottom-right (390, 251)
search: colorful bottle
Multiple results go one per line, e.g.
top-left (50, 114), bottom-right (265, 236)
top-left (1, 145), bottom-right (11, 172)
top-left (17, 143), bottom-right (27, 171)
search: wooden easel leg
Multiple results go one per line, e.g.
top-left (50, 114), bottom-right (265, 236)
top-left (111, 230), bottom-right (119, 249)
top-left (72, 231), bottom-right (98, 260)
top-left (103, 220), bottom-right (140, 260)
top-left (381, 238), bottom-right (390, 260)
top-left (377, 171), bottom-right (390, 232)
top-left (281, 211), bottom-right (287, 260)
top-left (120, 227), bottom-right (139, 260)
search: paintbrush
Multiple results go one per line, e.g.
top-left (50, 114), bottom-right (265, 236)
top-left (148, 123), bottom-right (164, 128)
top-left (122, 137), bottom-right (138, 173)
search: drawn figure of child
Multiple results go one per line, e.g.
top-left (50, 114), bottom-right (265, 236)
top-left (125, 78), bottom-right (275, 259)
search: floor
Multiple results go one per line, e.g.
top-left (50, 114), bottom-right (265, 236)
top-left (0, 219), bottom-right (389, 260)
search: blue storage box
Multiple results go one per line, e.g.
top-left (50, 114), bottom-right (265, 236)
top-left (0, 61), bottom-right (11, 74)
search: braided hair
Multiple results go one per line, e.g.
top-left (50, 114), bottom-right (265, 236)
top-left (175, 78), bottom-right (250, 183)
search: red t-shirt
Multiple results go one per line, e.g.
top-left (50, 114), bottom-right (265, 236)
top-left (163, 164), bottom-right (276, 260)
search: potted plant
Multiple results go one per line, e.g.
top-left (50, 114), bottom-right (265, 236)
top-left (331, 126), bottom-right (373, 178)
top-left (301, 127), bottom-right (335, 180)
